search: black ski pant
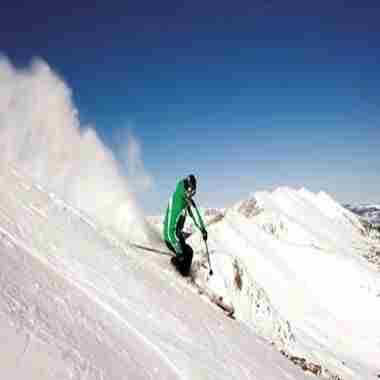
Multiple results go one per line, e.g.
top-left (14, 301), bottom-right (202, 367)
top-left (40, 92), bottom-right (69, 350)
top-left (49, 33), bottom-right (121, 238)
top-left (165, 232), bottom-right (193, 276)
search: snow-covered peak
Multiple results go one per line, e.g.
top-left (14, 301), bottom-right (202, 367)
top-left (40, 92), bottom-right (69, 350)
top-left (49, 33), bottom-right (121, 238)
top-left (230, 187), bottom-right (367, 249)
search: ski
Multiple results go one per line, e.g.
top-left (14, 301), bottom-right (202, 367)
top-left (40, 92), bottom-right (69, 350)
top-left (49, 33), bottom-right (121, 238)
top-left (170, 259), bottom-right (235, 319)
top-left (131, 242), bottom-right (234, 318)
top-left (130, 243), bottom-right (174, 257)
top-left (187, 273), bottom-right (235, 318)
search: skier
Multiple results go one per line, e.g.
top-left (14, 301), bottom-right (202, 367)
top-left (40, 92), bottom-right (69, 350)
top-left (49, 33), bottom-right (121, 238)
top-left (163, 174), bottom-right (208, 276)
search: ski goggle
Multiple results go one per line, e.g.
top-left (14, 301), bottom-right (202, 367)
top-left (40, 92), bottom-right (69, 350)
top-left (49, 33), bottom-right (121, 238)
top-left (185, 187), bottom-right (196, 198)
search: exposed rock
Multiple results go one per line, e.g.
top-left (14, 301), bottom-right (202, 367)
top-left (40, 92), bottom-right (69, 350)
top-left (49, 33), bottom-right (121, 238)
top-left (280, 351), bottom-right (344, 379)
top-left (233, 259), bottom-right (243, 291)
top-left (363, 246), bottom-right (380, 270)
top-left (237, 198), bottom-right (263, 218)
top-left (204, 209), bottom-right (225, 226)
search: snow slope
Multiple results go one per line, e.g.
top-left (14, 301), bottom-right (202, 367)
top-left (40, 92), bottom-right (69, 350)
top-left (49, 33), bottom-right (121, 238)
top-left (0, 165), bottom-right (311, 380)
top-left (182, 187), bottom-right (380, 380)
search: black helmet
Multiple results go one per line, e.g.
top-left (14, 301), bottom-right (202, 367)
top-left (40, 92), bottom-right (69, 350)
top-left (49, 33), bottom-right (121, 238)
top-left (184, 174), bottom-right (196, 198)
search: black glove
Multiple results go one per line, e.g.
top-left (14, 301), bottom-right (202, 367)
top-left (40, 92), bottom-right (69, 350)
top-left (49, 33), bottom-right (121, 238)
top-left (202, 228), bottom-right (208, 241)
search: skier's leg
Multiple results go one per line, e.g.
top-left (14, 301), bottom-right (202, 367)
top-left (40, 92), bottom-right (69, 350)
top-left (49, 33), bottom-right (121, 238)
top-left (166, 241), bottom-right (180, 267)
top-left (184, 244), bottom-right (194, 275)
top-left (165, 240), bottom-right (176, 255)
top-left (168, 223), bottom-right (190, 274)
top-left (178, 243), bottom-right (193, 276)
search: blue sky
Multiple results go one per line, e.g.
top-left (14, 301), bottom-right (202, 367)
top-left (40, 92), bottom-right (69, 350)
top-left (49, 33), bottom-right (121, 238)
top-left (1, 0), bottom-right (379, 212)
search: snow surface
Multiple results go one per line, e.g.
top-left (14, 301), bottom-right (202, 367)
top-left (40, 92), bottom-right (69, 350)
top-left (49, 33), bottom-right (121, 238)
top-left (0, 165), bottom-right (312, 380)
top-left (182, 187), bottom-right (380, 380)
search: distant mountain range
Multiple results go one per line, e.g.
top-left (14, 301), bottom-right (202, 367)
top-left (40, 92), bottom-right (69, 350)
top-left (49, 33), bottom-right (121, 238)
top-left (344, 204), bottom-right (380, 226)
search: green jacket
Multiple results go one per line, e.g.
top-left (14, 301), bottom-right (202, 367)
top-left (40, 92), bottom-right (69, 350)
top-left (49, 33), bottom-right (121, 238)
top-left (163, 179), bottom-right (206, 255)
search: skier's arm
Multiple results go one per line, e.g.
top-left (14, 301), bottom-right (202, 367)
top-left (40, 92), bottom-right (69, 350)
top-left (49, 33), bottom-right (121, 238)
top-left (187, 204), bottom-right (200, 230)
top-left (188, 199), bottom-right (206, 232)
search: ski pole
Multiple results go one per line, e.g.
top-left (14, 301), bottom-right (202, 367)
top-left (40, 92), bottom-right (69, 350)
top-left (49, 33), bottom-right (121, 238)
top-left (204, 239), bottom-right (213, 276)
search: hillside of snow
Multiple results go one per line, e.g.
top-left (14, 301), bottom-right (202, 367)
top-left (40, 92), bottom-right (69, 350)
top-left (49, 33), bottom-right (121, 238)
top-left (2, 164), bottom-right (380, 379)
top-left (151, 188), bottom-right (380, 380)
top-left (0, 165), bottom-right (316, 380)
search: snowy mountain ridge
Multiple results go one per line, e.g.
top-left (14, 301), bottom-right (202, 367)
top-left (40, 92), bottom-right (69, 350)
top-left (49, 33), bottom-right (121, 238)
top-left (344, 204), bottom-right (380, 243)
top-left (344, 204), bottom-right (380, 228)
